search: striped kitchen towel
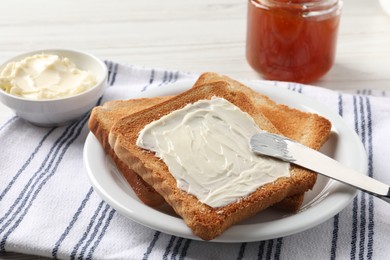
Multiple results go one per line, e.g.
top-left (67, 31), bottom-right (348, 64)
top-left (0, 62), bottom-right (389, 260)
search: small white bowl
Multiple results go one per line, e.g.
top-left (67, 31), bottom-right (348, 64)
top-left (0, 49), bottom-right (107, 127)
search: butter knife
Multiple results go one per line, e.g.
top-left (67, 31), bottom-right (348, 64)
top-left (250, 132), bottom-right (390, 204)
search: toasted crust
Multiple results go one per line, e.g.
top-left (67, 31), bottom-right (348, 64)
top-left (108, 73), bottom-right (332, 240)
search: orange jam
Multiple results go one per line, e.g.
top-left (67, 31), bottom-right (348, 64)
top-left (246, 0), bottom-right (343, 83)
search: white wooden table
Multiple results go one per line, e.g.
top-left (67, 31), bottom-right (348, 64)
top-left (0, 0), bottom-right (389, 258)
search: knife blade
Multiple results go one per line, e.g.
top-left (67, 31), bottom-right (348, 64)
top-left (250, 132), bottom-right (390, 204)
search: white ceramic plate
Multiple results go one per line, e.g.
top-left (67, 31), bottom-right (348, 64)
top-left (83, 80), bottom-right (367, 242)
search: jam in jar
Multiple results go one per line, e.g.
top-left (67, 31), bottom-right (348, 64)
top-left (246, 0), bottom-right (343, 83)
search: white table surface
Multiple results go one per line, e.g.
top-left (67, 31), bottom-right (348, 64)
top-left (0, 0), bottom-right (389, 258)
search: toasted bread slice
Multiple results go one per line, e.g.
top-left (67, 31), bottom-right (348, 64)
top-left (89, 97), bottom-right (310, 211)
top-left (108, 73), bottom-right (331, 240)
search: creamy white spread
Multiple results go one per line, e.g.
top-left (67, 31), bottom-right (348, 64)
top-left (136, 97), bottom-right (290, 208)
top-left (0, 53), bottom-right (97, 100)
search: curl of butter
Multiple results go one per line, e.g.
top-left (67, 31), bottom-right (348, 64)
top-left (0, 53), bottom-right (96, 100)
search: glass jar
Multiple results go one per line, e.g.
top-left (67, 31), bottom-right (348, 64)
top-left (246, 0), bottom-right (343, 83)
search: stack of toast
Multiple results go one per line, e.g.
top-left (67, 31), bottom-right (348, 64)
top-left (88, 72), bottom-right (331, 240)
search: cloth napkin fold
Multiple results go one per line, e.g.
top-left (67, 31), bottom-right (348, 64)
top-left (1, 62), bottom-right (390, 260)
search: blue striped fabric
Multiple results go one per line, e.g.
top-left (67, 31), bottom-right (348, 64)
top-left (1, 62), bottom-right (390, 259)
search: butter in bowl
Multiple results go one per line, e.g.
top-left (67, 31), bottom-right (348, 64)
top-left (0, 49), bottom-right (107, 127)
